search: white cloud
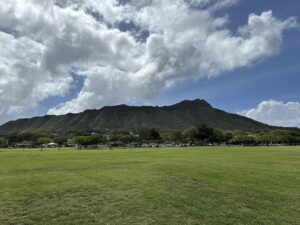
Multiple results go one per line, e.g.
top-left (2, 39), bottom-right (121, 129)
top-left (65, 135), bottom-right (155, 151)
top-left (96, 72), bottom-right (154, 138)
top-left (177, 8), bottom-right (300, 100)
top-left (0, 32), bottom-right (72, 122)
top-left (186, 0), bottom-right (239, 11)
top-left (240, 100), bottom-right (300, 128)
top-left (0, 0), bottom-right (298, 121)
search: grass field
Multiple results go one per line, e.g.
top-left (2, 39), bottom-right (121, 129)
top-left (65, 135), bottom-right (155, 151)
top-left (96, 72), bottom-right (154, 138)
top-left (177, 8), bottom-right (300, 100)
top-left (0, 147), bottom-right (299, 225)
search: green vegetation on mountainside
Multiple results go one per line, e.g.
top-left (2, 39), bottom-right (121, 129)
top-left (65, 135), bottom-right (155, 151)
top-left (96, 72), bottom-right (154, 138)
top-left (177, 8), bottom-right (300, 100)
top-left (0, 99), bottom-right (272, 134)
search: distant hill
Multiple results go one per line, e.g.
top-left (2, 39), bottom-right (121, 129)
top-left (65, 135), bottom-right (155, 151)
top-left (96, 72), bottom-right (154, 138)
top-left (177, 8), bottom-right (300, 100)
top-left (0, 99), bottom-right (274, 133)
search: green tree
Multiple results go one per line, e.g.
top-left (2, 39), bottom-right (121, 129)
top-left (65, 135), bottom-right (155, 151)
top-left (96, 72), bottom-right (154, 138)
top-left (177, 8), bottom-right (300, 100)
top-left (211, 129), bottom-right (227, 145)
top-left (225, 132), bottom-right (234, 142)
top-left (73, 136), bottom-right (90, 148)
top-left (37, 137), bottom-right (53, 150)
top-left (170, 131), bottom-right (184, 143)
top-left (54, 136), bottom-right (67, 146)
top-left (89, 135), bottom-right (104, 146)
top-left (0, 138), bottom-right (8, 147)
top-left (195, 125), bottom-right (214, 142)
top-left (120, 134), bottom-right (138, 144)
top-left (149, 128), bottom-right (161, 141)
top-left (138, 128), bottom-right (161, 141)
top-left (183, 126), bottom-right (198, 141)
top-left (73, 135), bottom-right (104, 148)
top-left (230, 135), bottom-right (256, 146)
top-left (256, 134), bottom-right (274, 146)
top-left (37, 137), bottom-right (52, 144)
top-left (138, 128), bottom-right (150, 141)
top-left (7, 132), bottom-right (23, 144)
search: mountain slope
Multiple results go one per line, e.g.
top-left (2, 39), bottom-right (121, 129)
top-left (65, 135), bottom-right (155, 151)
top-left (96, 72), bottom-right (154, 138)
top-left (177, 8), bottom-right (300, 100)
top-left (0, 99), bottom-right (273, 133)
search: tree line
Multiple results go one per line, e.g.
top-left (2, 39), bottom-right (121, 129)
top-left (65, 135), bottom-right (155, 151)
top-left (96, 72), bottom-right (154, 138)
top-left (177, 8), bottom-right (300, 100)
top-left (0, 125), bottom-right (300, 148)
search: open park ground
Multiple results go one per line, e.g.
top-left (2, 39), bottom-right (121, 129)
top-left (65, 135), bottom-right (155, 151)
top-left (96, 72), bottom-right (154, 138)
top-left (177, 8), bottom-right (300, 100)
top-left (0, 147), bottom-right (299, 225)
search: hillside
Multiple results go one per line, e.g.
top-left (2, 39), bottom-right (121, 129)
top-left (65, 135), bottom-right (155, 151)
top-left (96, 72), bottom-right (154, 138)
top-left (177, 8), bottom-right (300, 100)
top-left (0, 99), bottom-right (273, 133)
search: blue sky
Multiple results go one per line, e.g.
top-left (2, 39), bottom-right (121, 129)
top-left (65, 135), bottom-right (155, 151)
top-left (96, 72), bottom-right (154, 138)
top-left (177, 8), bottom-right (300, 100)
top-left (146, 0), bottom-right (300, 111)
top-left (156, 27), bottom-right (300, 112)
top-left (0, 0), bottom-right (300, 127)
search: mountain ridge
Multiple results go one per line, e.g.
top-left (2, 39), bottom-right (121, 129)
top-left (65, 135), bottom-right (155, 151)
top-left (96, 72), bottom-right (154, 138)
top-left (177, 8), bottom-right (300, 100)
top-left (0, 99), bottom-right (274, 133)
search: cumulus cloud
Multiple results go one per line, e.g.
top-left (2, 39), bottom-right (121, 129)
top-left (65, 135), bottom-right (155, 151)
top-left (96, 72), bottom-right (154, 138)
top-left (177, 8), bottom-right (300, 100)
top-left (0, 31), bottom-right (72, 122)
top-left (186, 0), bottom-right (239, 11)
top-left (240, 100), bottom-right (300, 128)
top-left (0, 0), bottom-right (297, 121)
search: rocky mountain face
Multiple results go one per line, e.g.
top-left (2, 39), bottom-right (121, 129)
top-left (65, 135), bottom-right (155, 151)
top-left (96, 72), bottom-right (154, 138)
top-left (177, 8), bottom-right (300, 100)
top-left (0, 99), bottom-right (272, 133)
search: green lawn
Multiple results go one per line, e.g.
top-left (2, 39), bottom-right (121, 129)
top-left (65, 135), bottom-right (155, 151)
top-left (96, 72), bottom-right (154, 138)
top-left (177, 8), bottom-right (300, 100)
top-left (0, 147), bottom-right (299, 225)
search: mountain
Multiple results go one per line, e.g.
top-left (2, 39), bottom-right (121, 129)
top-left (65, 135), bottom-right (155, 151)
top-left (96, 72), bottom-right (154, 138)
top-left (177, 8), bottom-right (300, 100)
top-left (0, 99), bottom-right (273, 133)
